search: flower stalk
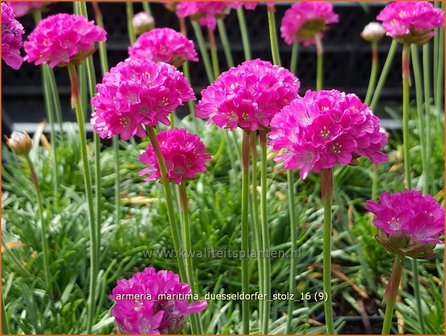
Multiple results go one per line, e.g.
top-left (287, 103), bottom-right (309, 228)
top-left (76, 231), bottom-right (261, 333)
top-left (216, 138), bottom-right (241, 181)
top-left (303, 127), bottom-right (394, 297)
top-left (381, 254), bottom-right (403, 335)
top-left (217, 18), bottom-right (234, 68)
top-left (208, 27), bottom-right (220, 79)
top-left (402, 43), bottom-right (411, 190)
top-left (290, 41), bottom-right (299, 74)
top-left (126, 2), bottom-right (136, 45)
top-left (191, 21), bottom-right (214, 83)
top-left (267, 5), bottom-right (281, 66)
top-left (315, 34), bottom-right (324, 91)
top-left (237, 7), bottom-right (252, 60)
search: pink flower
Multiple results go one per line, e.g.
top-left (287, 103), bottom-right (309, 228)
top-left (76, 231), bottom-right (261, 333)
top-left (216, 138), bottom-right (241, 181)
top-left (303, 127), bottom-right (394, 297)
top-left (91, 59), bottom-right (195, 140)
top-left (280, 1), bottom-right (339, 46)
top-left (139, 128), bottom-right (211, 185)
top-left (2, 3), bottom-right (24, 70)
top-left (24, 13), bottom-right (106, 68)
top-left (269, 90), bottom-right (387, 179)
top-left (366, 190), bottom-right (444, 259)
top-left (229, 2), bottom-right (258, 10)
top-left (196, 59), bottom-right (300, 131)
top-left (377, 2), bottom-right (444, 45)
top-left (110, 267), bottom-right (207, 334)
top-left (129, 28), bottom-right (198, 68)
top-left (7, 1), bottom-right (48, 17)
top-left (176, 2), bottom-right (230, 30)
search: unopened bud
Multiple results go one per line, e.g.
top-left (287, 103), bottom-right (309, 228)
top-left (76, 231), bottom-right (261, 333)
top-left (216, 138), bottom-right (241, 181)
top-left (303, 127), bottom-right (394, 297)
top-left (6, 131), bottom-right (32, 156)
top-left (133, 12), bottom-right (155, 35)
top-left (361, 22), bottom-right (385, 42)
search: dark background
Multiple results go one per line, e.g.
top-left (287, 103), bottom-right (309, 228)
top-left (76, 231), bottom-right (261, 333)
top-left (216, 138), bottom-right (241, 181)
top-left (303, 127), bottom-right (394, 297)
top-left (2, 2), bottom-right (408, 134)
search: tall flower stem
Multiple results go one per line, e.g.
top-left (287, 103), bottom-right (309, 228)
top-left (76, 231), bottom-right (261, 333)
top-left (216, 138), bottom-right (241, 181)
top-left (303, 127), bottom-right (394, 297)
top-left (434, 15), bottom-right (444, 119)
top-left (241, 130), bottom-right (251, 335)
top-left (208, 27), bottom-right (220, 79)
top-left (315, 34), bottom-right (324, 91)
top-left (381, 254), bottom-right (403, 335)
top-left (179, 183), bottom-right (203, 334)
top-left (267, 5), bottom-right (281, 65)
top-left (285, 169), bottom-right (297, 334)
top-left (321, 168), bottom-right (334, 334)
top-left (422, 43), bottom-right (432, 194)
top-left (237, 7), bottom-right (251, 60)
top-left (402, 43), bottom-right (412, 190)
top-left (25, 154), bottom-right (53, 303)
top-left (191, 21), bottom-right (214, 83)
top-left (142, 1), bottom-right (151, 15)
top-left (217, 18), bottom-right (234, 68)
top-left (250, 133), bottom-right (263, 327)
top-left (126, 2), bottom-right (136, 45)
top-left (290, 41), bottom-right (299, 74)
top-left (259, 130), bottom-right (270, 334)
top-left (370, 40), bottom-right (398, 111)
top-left (365, 41), bottom-right (379, 105)
top-left (67, 63), bottom-right (97, 333)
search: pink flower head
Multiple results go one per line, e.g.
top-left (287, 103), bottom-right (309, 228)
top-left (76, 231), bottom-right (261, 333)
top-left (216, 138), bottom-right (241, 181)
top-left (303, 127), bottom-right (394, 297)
top-left (129, 28), bottom-right (198, 68)
top-left (196, 59), bottom-right (300, 132)
top-left (24, 13), bottom-right (106, 68)
top-left (139, 128), bottom-right (211, 185)
top-left (377, 2), bottom-right (444, 45)
top-left (2, 3), bottom-right (24, 70)
top-left (7, 1), bottom-right (47, 17)
top-left (176, 2), bottom-right (230, 30)
top-left (91, 59), bottom-right (195, 140)
top-left (366, 190), bottom-right (444, 259)
top-left (229, 2), bottom-right (258, 10)
top-left (110, 267), bottom-right (207, 334)
top-left (280, 1), bottom-right (339, 46)
top-left (270, 90), bottom-right (387, 179)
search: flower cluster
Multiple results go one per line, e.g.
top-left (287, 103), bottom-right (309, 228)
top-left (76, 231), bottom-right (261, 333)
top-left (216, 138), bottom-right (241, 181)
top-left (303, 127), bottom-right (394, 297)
top-left (269, 90), bottom-right (387, 179)
top-left (110, 267), bottom-right (207, 334)
top-left (91, 59), bottom-right (195, 140)
top-left (176, 2), bottom-right (230, 30)
top-left (2, 3), bottom-right (25, 70)
top-left (24, 13), bottom-right (106, 68)
top-left (129, 28), bottom-right (198, 67)
top-left (133, 11), bottom-right (155, 35)
top-left (280, 1), bottom-right (339, 46)
top-left (377, 1), bottom-right (444, 45)
top-left (366, 190), bottom-right (444, 259)
top-left (196, 59), bottom-right (300, 131)
top-left (7, 1), bottom-right (47, 17)
top-left (139, 129), bottom-right (211, 185)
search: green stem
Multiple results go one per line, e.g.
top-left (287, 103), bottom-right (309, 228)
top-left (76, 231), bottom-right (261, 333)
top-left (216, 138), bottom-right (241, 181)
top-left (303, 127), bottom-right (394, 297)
top-left (260, 131), bottom-right (270, 334)
top-left (208, 27), bottom-right (220, 79)
top-left (250, 133), bottom-right (263, 328)
top-left (241, 130), bottom-right (251, 335)
top-left (381, 254), bottom-right (403, 335)
top-left (2, 295), bottom-right (9, 334)
top-left (179, 183), bottom-right (203, 334)
top-left (191, 21), bottom-right (214, 83)
top-left (422, 44), bottom-right (432, 194)
top-left (370, 40), bottom-right (398, 111)
top-left (92, 2), bottom-right (109, 75)
top-left (25, 154), bottom-right (53, 303)
top-left (267, 6), bottom-right (281, 66)
top-left (142, 1), bottom-right (151, 15)
top-left (126, 2), bottom-right (136, 45)
top-left (321, 168), bottom-right (334, 334)
top-left (182, 61), bottom-right (196, 119)
top-left (371, 164), bottom-right (379, 200)
top-left (217, 18), bottom-right (234, 68)
top-left (67, 63), bottom-right (97, 333)
top-left (411, 259), bottom-right (425, 333)
top-left (290, 41), bottom-right (299, 74)
top-left (402, 43), bottom-right (412, 190)
top-left (411, 45), bottom-right (427, 194)
top-left (435, 20), bottom-right (444, 121)
top-left (237, 7), bottom-right (251, 61)
top-left (315, 34), bottom-right (324, 91)
top-left (365, 41), bottom-right (379, 105)
top-left (285, 170), bottom-right (297, 334)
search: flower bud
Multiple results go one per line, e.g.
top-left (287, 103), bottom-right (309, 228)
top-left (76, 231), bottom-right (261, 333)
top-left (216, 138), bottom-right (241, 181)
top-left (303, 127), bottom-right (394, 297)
top-left (361, 22), bottom-right (385, 42)
top-left (132, 11), bottom-right (155, 36)
top-left (6, 131), bottom-right (32, 155)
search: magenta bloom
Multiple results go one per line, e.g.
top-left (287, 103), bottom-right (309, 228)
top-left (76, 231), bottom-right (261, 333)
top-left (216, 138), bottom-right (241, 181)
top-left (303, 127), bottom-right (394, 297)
top-left (129, 28), bottom-right (198, 67)
top-left (270, 90), bottom-right (387, 179)
top-left (229, 2), bottom-right (258, 10)
top-left (196, 59), bottom-right (300, 132)
top-left (2, 3), bottom-right (24, 70)
top-left (24, 13), bottom-right (106, 68)
top-left (176, 2), bottom-right (229, 30)
top-left (366, 190), bottom-right (444, 259)
top-left (280, 1), bottom-right (339, 46)
top-left (7, 1), bottom-right (47, 17)
top-left (110, 267), bottom-right (207, 334)
top-left (139, 129), bottom-right (211, 185)
top-left (91, 59), bottom-right (195, 140)
top-left (377, 2), bottom-right (444, 45)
